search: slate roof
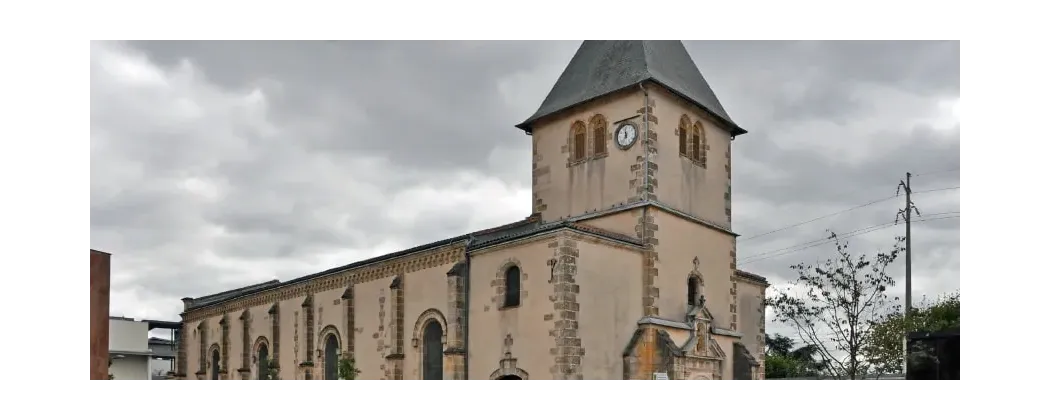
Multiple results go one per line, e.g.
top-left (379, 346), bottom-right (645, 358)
top-left (181, 218), bottom-right (531, 312)
top-left (181, 215), bottom-right (642, 313)
top-left (515, 40), bottom-right (746, 136)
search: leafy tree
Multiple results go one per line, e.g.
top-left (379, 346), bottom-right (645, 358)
top-left (337, 354), bottom-right (360, 380)
top-left (764, 333), bottom-right (828, 378)
top-left (262, 360), bottom-right (280, 380)
top-left (766, 231), bottom-right (904, 380)
top-left (864, 291), bottom-right (960, 375)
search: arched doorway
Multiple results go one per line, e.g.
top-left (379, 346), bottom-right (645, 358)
top-left (422, 320), bottom-right (443, 380)
top-left (257, 344), bottom-right (269, 380)
top-left (210, 348), bottom-right (220, 380)
top-left (496, 375), bottom-right (522, 380)
top-left (324, 334), bottom-right (339, 380)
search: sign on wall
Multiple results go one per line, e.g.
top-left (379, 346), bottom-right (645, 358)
top-left (653, 372), bottom-right (669, 380)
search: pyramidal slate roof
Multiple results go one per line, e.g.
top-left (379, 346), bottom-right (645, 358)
top-left (515, 40), bottom-right (746, 136)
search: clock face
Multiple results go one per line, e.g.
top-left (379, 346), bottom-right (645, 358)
top-left (616, 123), bottom-right (637, 149)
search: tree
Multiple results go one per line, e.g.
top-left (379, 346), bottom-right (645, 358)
top-left (337, 354), bottom-right (360, 380)
top-left (765, 231), bottom-right (904, 379)
top-left (262, 360), bottom-right (281, 380)
top-left (864, 291), bottom-right (960, 375)
top-left (764, 333), bottom-right (828, 378)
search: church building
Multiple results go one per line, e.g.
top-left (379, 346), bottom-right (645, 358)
top-left (175, 40), bottom-right (769, 380)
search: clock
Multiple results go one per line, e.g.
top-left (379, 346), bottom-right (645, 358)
top-left (615, 122), bottom-right (638, 149)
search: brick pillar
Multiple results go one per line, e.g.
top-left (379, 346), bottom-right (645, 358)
top-left (196, 321), bottom-right (208, 380)
top-left (238, 309), bottom-right (251, 380)
top-left (299, 295), bottom-right (315, 379)
top-left (387, 276), bottom-right (405, 379)
top-left (219, 314), bottom-right (231, 380)
top-left (90, 250), bottom-right (111, 380)
top-left (268, 302), bottom-right (280, 377)
top-left (550, 237), bottom-right (582, 380)
top-left (729, 279), bottom-right (739, 331)
top-left (342, 285), bottom-right (355, 356)
top-left (445, 261), bottom-right (468, 380)
top-left (174, 325), bottom-right (187, 378)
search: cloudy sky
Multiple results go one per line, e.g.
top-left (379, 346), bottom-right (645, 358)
top-left (90, 41), bottom-right (959, 342)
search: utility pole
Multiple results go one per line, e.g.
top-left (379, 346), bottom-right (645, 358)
top-left (896, 172), bottom-right (920, 376)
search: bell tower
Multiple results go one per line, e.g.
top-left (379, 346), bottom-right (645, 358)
top-left (516, 40), bottom-right (745, 226)
top-left (516, 40), bottom-right (749, 324)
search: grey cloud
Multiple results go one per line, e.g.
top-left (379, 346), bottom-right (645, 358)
top-left (91, 41), bottom-right (959, 329)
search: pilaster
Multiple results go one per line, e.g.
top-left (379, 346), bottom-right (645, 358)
top-left (445, 261), bottom-right (468, 379)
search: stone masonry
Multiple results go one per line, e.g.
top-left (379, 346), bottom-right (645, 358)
top-left (445, 261), bottom-right (468, 380)
top-left (268, 302), bottom-right (280, 374)
top-left (549, 235), bottom-right (582, 379)
top-left (196, 321), bottom-right (207, 379)
top-left (342, 285), bottom-right (355, 355)
top-left (238, 309), bottom-right (251, 380)
top-left (631, 95), bottom-right (661, 317)
top-left (386, 276), bottom-right (405, 380)
top-left (300, 295), bottom-right (315, 379)
top-left (219, 314), bottom-right (230, 379)
top-left (729, 278), bottom-right (738, 331)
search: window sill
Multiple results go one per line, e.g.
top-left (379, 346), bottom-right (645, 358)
top-left (679, 153), bottom-right (707, 168)
top-left (498, 304), bottom-right (521, 311)
top-left (567, 153), bottom-right (608, 167)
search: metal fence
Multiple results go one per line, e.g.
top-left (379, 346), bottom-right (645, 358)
top-left (764, 377), bottom-right (902, 384)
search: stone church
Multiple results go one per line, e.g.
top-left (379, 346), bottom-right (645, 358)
top-left (175, 40), bottom-right (769, 380)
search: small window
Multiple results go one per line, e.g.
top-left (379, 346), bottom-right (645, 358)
top-left (504, 266), bottom-right (521, 308)
top-left (687, 276), bottom-right (700, 307)
top-left (210, 349), bottom-right (220, 380)
top-left (679, 115), bottom-right (690, 156)
top-left (572, 122), bottom-right (586, 161)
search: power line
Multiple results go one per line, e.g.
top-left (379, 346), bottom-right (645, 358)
top-left (740, 186), bottom-right (960, 242)
top-left (740, 196), bottom-right (897, 241)
top-left (737, 214), bottom-right (959, 266)
top-left (913, 186), bottom-right (960, 194)
top-left (912, 167), bottom-right (959, 177)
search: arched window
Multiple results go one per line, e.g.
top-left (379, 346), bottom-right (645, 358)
top-left (692, 122), bottom-right (706, 164)
top-left (210, 348), bottom-right (220, 380)
top-left (679, 115), bottom-right (690, 156)
top-left (591, 115), bottom-right (607, 155)
top-left (422, 321), bottom-right (443, 380)
top-left (572, 121), bottom-right (587, 161)
top-left (324, 334), bottom-right (339, 380)
top-left (257, 344), bottom-right (269, 380)
top-left (504, 266), bottom-right (521, 308)
top-left (688, 276), bottom-right (700, 307)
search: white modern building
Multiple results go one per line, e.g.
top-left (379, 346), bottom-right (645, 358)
top-left (108, 316), bottom-right (180, 380)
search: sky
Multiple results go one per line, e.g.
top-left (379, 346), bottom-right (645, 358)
top-left (89, 40), bottom-right (960, 344)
